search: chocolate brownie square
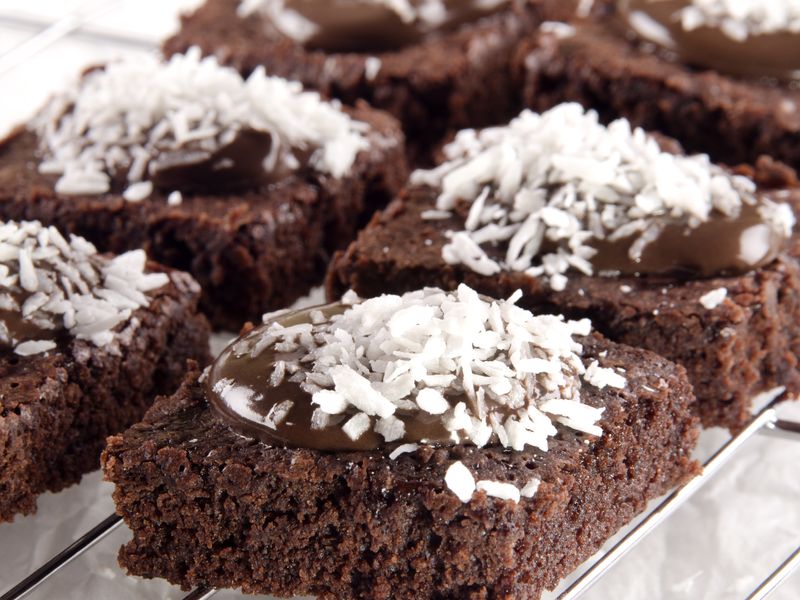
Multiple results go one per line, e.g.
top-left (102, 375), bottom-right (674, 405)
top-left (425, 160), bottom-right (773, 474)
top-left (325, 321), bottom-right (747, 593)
top-left (0, 220), bottom-right (210, 522)
top-left (103, 287), bottom-right (699, 599)
top-left (515, 1), bottom-right (800, 172)
top-left (329, 105), bottom-right (800, 430)
top-left (163, 0), bottom-right (582, 164)
top-left (0, 51), bottom-right (407, 331)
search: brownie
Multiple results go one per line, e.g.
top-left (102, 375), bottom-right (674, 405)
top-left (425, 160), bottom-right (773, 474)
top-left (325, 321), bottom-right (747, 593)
top-left (0, 104), bottom-right (406, 331)
top-left (514, 13), bottom-right (800, 172)
top-left (163, 0), bottom-right (581, 165)
top-left (328, 161), bottom-right (800, 431)
top-left (0, 264), bottom-right (210, 523)
top-left (103, 333), bottom-right (699, 599)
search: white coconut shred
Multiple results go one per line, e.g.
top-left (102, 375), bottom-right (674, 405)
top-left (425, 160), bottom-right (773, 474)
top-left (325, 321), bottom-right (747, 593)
top-left (0, 220), bottom-right (169, 356)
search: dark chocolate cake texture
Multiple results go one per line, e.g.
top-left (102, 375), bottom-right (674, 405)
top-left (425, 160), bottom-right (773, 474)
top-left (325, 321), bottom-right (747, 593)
top-left (104, 285), bottom-right (699, 598)
top-left (0, 219), bottom-right (210, 522)
top-left (329, 103), bottom-right (800, 430)
top-left (0, 48), bottom-right (407, 330)
top-left (517, 0), bottom-right (800, 171)
top-left (163, 0), bottom-right (583, 164)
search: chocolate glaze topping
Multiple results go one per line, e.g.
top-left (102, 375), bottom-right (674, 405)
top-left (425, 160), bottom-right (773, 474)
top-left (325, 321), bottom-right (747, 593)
top-left (618, 0), bottom-right (800, 80)
top-left (149, 129), bottom-right (282, 192)
top-left (275, 0), bottom-right (510, 52)
top-left (206, 304), bottom-right (458, 451)
top-left (587, 203), bottom-right (787, 277)
top-left (0, 293), bottom-right (60, 349)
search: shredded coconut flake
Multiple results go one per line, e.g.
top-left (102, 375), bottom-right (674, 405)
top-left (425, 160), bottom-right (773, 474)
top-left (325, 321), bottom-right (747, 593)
top-left (240, 284), bottom-right (617, 450)
top-left (699, 287), bottom-right (728, 309)
top-left (576, 0), bottom-right (595, 18)
top-left (415, 387), bottom-right (450, 414)
top-left (539, 21), bottom-right (576, 38)
top-left (14, 340), bottom-right (57, 356)
top-left (342, 412), bottom-right (371, 441)
top-left (33, 48), bottom-right (369, 197)
top-left (679, 0), bottom-right (800, 41)
top-left (583, 360), bottom-right (626, 390)
top-left (122, 181), bottom-right (153, 203)
top-left (520, 477), bottom-right (541, 498)
top-left (389, 443), bottom-right (419, 460)
top-left (167, 191), bottom-right (183, 206)
top-left (411, 104), bottom-right (793, 290)
top-left (364, 56), bottom-right (382, 81)
top-left (477, 479), bottom-right (521, 503)
top-left (445, 460), bottom-right (476, 502)
top-left (0, 220), bottom-right (168, 356)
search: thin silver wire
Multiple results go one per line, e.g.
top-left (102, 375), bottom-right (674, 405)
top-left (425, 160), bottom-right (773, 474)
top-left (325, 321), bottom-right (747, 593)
top-left (183, 587), bottom-right (218, 600)
top-left (0, 12), bottom-right (154, 50)
top-left (763, 418), bottom-right (800, 442)
top-left (0, 515), bottom-right (124, 600)
top-left (0, 0), bottom-right (123, 77)
top-left (556, 400), bottom-right (784, 600)
top-left (746, 546), bottom-right (800, 600)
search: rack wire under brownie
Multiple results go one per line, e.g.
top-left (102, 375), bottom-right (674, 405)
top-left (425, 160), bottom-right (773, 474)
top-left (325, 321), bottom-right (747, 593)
top-left (1, 4), bottom-right (799, 600)
top-left (2, 394), bottom-right (798, 600)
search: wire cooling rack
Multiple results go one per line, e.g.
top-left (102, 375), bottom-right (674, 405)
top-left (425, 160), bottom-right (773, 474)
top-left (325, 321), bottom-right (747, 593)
top-left (2, 395), bottom-right (798, 600)
top-left (0, 4), bottom-right (799, 599)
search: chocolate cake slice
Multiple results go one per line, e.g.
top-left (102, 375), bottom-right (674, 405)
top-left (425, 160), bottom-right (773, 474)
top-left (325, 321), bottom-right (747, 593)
top-left (330, 104), bottom-right (800, 431)
top-left (515, 0), bottom-right (800, 172)
top-left (0, 50), bottom-right (407, 330)
top-left (163, 0), bottom-right (582, 164)
top-left (0, 220), bottom-right (210, 523)
top-left (104, 286), bottom-right (699, 599)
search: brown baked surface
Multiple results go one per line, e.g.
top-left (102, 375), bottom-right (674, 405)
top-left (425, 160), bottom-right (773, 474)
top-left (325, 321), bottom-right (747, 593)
top-left (514, 16), bottom-right (800, 171)
top-left (163, 0), bottom-right (580, 165)
top-left (0, 104), bottom-right (407, 331)
top-left (103, 334), bottom-right (699, 599)
top-left (0, 265), bottom-right (211, 523)
top-left (328, 164), bottom-right (800, 431)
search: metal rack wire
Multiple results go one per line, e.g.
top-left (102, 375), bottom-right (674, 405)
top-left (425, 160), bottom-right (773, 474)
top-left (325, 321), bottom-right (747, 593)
top-left (1, 396), bottom-right (798, 600)
top-left (0, 4), bottom-right (799, 600)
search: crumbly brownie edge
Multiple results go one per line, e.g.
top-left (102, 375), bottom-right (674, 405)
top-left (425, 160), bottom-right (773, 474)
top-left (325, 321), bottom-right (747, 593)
top-left (103, 337), bottom-right (699, 599)
top-left (513, 23), bottom-right (800, 172)
top-left (0, 267), bottom-right (210, 522)
top-left (162, 0), bottom-right (579, 165)
top-left (0, 104), bottom-right (407, 331)
top-left (327, 185), bottom-right (800, 431)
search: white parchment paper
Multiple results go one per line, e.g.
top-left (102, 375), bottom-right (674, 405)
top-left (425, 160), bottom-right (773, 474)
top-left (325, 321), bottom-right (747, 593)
top-left (0, 2), bottom-right (798, 597)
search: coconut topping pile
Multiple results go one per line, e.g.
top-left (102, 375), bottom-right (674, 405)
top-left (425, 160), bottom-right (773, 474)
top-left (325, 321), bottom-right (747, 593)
top-left (0, 221), bottom-right (169, 356)
top-left (33, 48), bottom-right (369, 199)
top-left (239, 0), bottom-right (506, 28)
top-left (680, 0), bottom-right (800, 41)
top-left (413, 103), bottom-right (794, 291)
top-left (244, 285), bottom-right (624, 453)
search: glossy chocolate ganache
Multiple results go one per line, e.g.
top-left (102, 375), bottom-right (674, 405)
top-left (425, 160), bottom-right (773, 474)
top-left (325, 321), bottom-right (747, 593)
top-left (146, 129), bottom-right (299, 193)
top-left (618, 0), bottom-right (800, 80)
top-left (206, 286), bottom-right (623, 451)
top-left (243, 0), bottom-right (511, 52)
top-left (583, 202), bottom-right (787, 278)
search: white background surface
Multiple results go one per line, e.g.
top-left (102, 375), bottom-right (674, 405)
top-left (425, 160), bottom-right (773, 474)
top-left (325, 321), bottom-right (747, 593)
top-left (0, 2), bottom-right (798, 598)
